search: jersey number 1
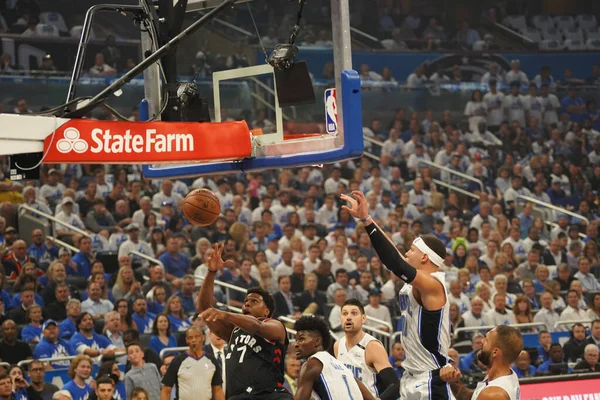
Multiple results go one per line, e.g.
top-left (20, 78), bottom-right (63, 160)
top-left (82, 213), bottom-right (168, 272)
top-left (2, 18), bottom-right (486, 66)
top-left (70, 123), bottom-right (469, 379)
top-left (342, 375), bottom-right (354, 400)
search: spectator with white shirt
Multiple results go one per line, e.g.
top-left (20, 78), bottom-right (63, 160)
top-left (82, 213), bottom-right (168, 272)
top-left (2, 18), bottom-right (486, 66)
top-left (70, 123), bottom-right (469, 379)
top-left (485, 293), bottom-right (517, 326)
top-left (482, 80), bottom-right (505, 131)
top-left (40, 169), bottom-right (67, 208)
top-left (464, 89), bottom-right (487, 133)
top-left (505, 59), bottom-right (529, 85)
top-left (558, 290), bottom-right (589, 331)
top-left (406, 65), bottom-right (428, 88)
top-left (364, 289), bottom-right (391, 332)
top-left (54, 197), bottom-right (86, 243)
top-left (539, 84), bottom-right (560, 127)
top-left (449, 280), bottom-right (471, 313)
top-left (523, 84), bottom-right (544, 123)
top-left (533, 291), bottom-right (561, 332)
top-left (151, 180), bottom-right (183, 210)
top-left (481, 64), bottom-right (504, 85)
top-left (462, 297), bottom-right (488, 330)
top-left (324, 167), bottom-right (348, 195)
top-left (504, 82), bottom-right (527, 127)
top-left (574, 257), bottom-right (600, 292)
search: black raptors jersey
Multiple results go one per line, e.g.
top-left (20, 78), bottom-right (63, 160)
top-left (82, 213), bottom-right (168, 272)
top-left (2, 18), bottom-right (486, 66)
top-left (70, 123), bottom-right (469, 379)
top-left (226, 319), bottom-right (289, 397)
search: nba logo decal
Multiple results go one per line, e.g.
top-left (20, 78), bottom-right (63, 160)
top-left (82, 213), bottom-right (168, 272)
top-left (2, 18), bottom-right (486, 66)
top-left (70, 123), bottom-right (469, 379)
top-left (324, 88), bottom-right (338, 135)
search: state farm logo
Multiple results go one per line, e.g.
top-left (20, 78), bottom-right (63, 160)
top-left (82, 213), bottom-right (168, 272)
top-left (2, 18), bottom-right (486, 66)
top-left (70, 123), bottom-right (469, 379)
top-left (54, 127), bottom-right (195, 154)
top-left (57, 128), bottom-right (88, 153)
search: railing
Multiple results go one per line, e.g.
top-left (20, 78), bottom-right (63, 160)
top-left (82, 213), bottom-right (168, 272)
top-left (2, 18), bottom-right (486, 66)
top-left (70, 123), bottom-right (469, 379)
top-left (17, 351), bottom-right (126, 367)
top-left (350, 27), bottom-right (380, 43)
top-left (516, 194), bottom-right (589, 225)
top-left (129, 249), bottom-right (163, 267)
top-left (418, 159), bottom-right (485, 192)
top-left (159, 347), bottom-right (188, 360)
top-left (432, 179), bottom-right (479, 199)
top-left (453, 322), bottom-right (548, 339)
top-left (47, 235), bottom-right (79, 254)
top-left (553, 319), bottom-right (593, 331)
top-left (19, 204), bottom-right (90, 238)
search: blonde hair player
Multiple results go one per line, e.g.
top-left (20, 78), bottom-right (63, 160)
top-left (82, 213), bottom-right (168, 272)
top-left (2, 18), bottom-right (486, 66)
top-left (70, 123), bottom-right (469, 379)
top-left (333, 298), bottom-right (399, 400)
top-left (342, 190), bottom-right (452, 400)
top-left (440, 325), bottom-right (523, 400)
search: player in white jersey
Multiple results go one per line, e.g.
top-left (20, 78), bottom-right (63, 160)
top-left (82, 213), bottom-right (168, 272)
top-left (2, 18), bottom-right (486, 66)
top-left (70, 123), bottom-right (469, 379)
top-left (333, 299), bottom-right (399, 400)
top-left (440, 326), bottom-right (523, 400)
top-left (293, 316), bottom-right (374, 400)
top-left (341, 191), bottom-right (452, 400)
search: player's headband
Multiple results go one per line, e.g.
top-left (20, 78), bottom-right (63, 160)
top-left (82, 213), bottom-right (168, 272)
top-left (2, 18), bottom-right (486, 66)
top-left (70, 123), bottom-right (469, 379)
top-left (413, 237), bottom-right (444, 267)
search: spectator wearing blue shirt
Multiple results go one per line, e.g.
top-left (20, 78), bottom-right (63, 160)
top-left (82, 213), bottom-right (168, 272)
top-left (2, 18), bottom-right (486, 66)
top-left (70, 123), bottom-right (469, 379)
top-left (131, 297), bottom-right (156, 334)
top-left (536, 331), bottom-right (551, 364)
top-left (517, 203), bottom-right (534, 239)
top-left (63, 355), bottom-right (94, 400)
top-left (561, 86), bottom-right (587, 123)
top-left (149, 314), bottom-right (177, 356)
top-left (70, 237), bottom-right (93, 278)
top-left (21, 305), bottom-right (43, 344)
top-left (33, 320), bottom-right (77, 368)
top-left (174, 275), bottom-right (196, 314)
top-left (458, 333), bottom-right (485, 374)
top-left (537, 343), bottom-right (572, 374)
top-left (11, 276), bottom-right (45, 308)
top-left (27, 229), bottom-right (58, 271)
top-left (389, 342), bottom-right (405, 379)
top-left (69, 312), bottom-right (115, 358)
top-left (148, 286), bottom-right (167, 315)
top-left (512, 350), bottom-right (536, 378)
top-left (59, 299), bottom-right (81, 339)
top-left (158, 238), bottom-right (191, 281)
top-left (164, 296), bottom-right (191, 332)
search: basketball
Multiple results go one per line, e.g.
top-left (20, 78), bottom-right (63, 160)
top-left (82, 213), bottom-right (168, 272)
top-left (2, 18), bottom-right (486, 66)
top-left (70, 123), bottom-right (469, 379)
top-left (182, 189), bottom-right (221, 226)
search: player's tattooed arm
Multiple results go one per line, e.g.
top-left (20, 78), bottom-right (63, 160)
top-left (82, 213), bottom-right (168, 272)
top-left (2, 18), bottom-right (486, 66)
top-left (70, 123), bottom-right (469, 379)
top-left (450, 382), bottom-right (474, 400)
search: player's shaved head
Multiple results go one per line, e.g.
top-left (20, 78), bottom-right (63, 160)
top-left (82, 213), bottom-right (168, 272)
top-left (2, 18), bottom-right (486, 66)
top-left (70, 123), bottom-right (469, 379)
top-left (494, 325), bottom-right (523, 363)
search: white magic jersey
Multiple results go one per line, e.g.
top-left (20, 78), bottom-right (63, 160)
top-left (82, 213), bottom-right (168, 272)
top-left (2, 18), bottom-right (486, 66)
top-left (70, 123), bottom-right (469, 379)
top-left (309, 351), bottom-right (362, 400)
top-left (398, 271), bottom-right (451, 374)
top-left (472, 371), bottom-right (520, 400)
top-left (337, 332), bottom-right (379, 397)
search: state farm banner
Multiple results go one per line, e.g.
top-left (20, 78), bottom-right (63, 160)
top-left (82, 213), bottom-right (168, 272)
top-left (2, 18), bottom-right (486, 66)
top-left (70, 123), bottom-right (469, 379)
top-left (43, 119), bottom-right (252, 164)
top-left (520, 378), bottom-right (600, 400)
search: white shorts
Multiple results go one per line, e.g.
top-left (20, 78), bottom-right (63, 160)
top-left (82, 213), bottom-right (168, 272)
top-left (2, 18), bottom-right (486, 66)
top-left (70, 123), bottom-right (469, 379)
top-left (400, 370), bottom-right (454, 400)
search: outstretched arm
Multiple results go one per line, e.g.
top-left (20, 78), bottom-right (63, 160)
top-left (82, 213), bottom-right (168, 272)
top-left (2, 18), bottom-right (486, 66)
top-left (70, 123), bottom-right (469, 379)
top-left (341, 191), bottom-right (446, 310)
top-left (365, 341), bottom-right (399, 400)
top-left (295, 359), bottom-right (323, 400)
top-left (201, 308), bottom-right (287, 344)
top-left (197, 243), bottom-right (235, 341)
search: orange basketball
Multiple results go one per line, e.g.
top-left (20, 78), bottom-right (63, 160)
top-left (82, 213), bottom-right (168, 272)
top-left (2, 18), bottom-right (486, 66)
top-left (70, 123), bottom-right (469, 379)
top-left (182, 189), bottom-right (221, 226)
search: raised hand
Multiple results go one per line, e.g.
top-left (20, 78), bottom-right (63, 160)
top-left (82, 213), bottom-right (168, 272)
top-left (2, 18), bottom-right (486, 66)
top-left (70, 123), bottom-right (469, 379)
top-left (340, 191), bottom-right (369, 220)
top-left (208, 242), bottom-right (234, 272)
top-left (439, 364), bottom-right (462, 383)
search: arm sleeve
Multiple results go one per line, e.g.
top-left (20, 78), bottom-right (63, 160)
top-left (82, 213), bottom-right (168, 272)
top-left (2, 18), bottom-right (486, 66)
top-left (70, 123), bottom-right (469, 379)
top-left (377, 367), bottom-right (400, 400)
top-left (366, 223), bottom-right (417, 283)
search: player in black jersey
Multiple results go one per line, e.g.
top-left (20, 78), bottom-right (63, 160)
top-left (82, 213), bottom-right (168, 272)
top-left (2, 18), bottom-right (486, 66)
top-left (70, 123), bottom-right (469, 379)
top-left (198, 243), bottom-right (293, 400)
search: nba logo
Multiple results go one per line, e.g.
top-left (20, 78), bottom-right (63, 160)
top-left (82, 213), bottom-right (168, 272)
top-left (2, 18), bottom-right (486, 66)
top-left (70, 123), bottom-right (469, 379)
top-left (324, 88), bottom-right (338, 135)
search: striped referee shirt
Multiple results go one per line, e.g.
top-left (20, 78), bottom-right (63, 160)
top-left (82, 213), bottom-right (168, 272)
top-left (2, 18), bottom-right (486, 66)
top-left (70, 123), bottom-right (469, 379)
top-left (162, 351), bottom-right (222, 400)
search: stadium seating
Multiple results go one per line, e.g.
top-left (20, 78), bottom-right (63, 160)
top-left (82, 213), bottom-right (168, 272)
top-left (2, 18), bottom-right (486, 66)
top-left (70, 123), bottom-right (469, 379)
top-left (576, 14), bottom-right (598, 30)
top-left (521, 27), bottom-right (542, 43)
top-left (563, 38), bottom-right (587, 51)
top-left (586, 38), bottom-right (600, 49)
top-left (554, 15), bottom-right (575, 30)
top-left (532, 15), bottom-right (555, 31)
top-left (538, 39), bottom-right (563, 51)
top-left (541, 27), bottom-right (563, 41)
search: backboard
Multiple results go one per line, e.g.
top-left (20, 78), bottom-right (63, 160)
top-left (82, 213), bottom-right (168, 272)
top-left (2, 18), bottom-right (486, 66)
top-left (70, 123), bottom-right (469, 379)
top-left (141, 0), bottom-right (363, 178)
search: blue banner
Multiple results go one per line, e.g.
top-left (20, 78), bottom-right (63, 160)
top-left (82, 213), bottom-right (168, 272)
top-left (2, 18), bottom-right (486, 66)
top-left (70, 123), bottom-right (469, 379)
top-left (283, 48), bottom-right (600, 83)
